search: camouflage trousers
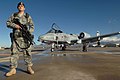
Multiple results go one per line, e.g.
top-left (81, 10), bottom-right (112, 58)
top-left (10, 37), bottom-right (33, 69)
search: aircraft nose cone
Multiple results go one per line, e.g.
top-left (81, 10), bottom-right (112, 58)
top-left (39, 35), bottom-right (46, 42)
top-left (40, 36), bottom-right (44, 40)
top-left (38, 35), bottom-right (45, 42)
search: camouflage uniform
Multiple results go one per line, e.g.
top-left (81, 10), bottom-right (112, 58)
top-left (6, 12), bottom-right (34, 69)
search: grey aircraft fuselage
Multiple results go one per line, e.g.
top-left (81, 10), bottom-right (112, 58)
top-left (38, 23), bottom-right (120, 52)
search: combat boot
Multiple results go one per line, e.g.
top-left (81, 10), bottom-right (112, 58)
top-left (6, 68), bottom-right (16, 77)
top-left (27, 66), bottom-right (34, 75)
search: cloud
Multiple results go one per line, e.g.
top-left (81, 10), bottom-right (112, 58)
top-left (102, 36), bottom-right (120, 42)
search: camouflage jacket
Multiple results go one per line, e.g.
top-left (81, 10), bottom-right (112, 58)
top-left (6, 12), bottom-right (34, 34)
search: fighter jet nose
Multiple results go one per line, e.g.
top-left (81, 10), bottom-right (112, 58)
top-left (38, 35), bottom-right (45, 42)
top-left (40, 36), bottom-right (44, 40)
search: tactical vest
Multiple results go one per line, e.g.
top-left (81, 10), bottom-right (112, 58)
top-left (13, 12), bottom-right (29, 38)
top-left (13, 12), bottom-right (29, 20)
top-left (11, 12), bottom-right (32, 49)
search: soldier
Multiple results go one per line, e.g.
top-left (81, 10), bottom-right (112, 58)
top-left (6, 2), bottom-right (34, 77)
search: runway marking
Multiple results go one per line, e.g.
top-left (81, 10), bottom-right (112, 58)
top-left (91, 51), bottom-right (120, 55)
top-left (0, 57), bottom-right (10, 62)
top-left (35, 49), bottom-right (51, 56)
top-left (1, 48), bottom-right (120, 62)
top-left (0, 49), bottom-right (51, 63)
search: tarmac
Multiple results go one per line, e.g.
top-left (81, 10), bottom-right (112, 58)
top-left (0, 46), bottom-right (120, 80)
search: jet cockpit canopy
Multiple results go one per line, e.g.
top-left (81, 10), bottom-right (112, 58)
top-left (47, 23), bottom-right (63, 33)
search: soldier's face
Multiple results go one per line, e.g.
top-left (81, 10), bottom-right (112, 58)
top-left (18, 4), bottom-right (25, 11)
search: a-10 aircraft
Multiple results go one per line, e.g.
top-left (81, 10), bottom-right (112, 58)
top-left (38, 23), bottom-right (120, 52)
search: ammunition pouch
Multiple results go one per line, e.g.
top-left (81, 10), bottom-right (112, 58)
top-left (13, 32), bottom-right (23, 39)
top-left (10, 32), bottom-right (34, 49)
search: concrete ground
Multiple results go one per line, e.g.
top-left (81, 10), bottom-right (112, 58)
top-left (0, 47), bottom-right (120, 80)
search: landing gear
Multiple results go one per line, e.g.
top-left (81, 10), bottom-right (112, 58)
top-left (82, 43), bottom-right (88, 52)
top-left (51, 43), bottom-right (66, 52)
top-left (61, 44), bottom-right (66, 51)
top-left (51, 43), bottom-right (55, 52)
top-left (51, 48), bottom-right (54, 52)
top-left (97, 41), bottom-right (100, 46)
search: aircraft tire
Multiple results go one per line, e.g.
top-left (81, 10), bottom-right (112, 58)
top-left (51, 48), bottom-right (54, 52)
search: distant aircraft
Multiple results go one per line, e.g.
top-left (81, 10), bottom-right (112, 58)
top-left (38, 23), bottom-right (120, 52)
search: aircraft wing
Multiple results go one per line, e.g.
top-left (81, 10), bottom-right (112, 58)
top-left (82, 32), bottom-right (120, 43)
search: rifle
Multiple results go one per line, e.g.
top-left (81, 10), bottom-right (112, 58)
top-left (13, 19), bottom-right (35, 46)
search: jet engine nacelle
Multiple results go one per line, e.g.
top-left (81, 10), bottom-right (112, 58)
top-left (78, 32), bottom-right (91, 39)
